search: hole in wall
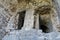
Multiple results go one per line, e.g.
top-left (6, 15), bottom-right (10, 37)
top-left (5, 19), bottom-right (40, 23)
top-left (39, 16), bottom-right (50, 33)
top-left (40, 25), bottom-right (49, 33)
top-left (18, 11), bottom-right (26, 30)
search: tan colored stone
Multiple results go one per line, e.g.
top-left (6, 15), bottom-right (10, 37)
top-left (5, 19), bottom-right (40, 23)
top-left (0, 0), bottom-right (53, 13)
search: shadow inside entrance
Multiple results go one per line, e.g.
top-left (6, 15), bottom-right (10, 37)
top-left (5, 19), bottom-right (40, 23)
top-left (18, 11), bottom-right (26, 30)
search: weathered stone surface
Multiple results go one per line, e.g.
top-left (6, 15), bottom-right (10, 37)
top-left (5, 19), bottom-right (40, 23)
top-left (0, 7), bottom-right (9, 29)
top-left (34, 14), bottom-right (39, 29)
top-left (0, 0), bottom-right (52, 13)
top-left (53, 0), bottom-right (60, 31)
top-left (0, 29), bottom-right (6, 40)
top-left (2, 29), bottom-right (60, 40)
top-left (0, 0), bottom-right (60, 40)
top-left (22, 9), bottom-right (34, 30)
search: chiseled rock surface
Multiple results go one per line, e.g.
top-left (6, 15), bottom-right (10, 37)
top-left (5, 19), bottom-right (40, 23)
top-left (0, 6), bottom-right (18, 40)
top-left (0, 0), bottom-right (52, 13)
top-left (0, 29), bottom-right (6, 40)
top-left (2, 29), bottom-right (60, 40)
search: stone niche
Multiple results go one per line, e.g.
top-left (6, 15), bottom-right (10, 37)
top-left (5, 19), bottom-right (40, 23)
top-left (39, 14), bottom-right (53, 33)
top-left (18, 11), bottom-right (26, 29)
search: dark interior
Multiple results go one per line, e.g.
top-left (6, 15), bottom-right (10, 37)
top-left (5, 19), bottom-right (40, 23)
top-left (18, 11), bottom-right (26, 29)
top-left (40, 25), bottom-right (49, 33)
top-left (39, 16), bottom-right (49, 33)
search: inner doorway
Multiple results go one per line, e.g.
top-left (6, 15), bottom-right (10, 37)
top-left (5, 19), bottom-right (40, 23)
top-left (18, 11), bottom-right (26, 29)
top-left (39, 14), bottom-right (53, 33)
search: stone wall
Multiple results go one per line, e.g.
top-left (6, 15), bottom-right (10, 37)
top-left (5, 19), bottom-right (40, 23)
top-left (0, 0), bottom-right (60, 40)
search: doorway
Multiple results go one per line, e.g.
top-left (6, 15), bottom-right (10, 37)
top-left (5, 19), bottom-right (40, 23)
top-left (18, 11), bottom-right (26, 29)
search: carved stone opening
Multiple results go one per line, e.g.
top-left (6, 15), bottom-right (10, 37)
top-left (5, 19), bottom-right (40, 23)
top-left (39, 20), bottom-right (49, 33)
top-left (18, 11), bottom-right (26, 30)
top-left (39, 14), bottom-right (53, 33)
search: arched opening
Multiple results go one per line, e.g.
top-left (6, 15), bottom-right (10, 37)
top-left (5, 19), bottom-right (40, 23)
top-left (18, 11), bottom-right (26, 30)
top-left (39, 19), bottom-right (49, 33)
top-left (39, 14), bottom-right (53, 33)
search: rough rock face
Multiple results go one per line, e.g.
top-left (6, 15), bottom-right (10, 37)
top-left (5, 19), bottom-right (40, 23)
top-left (0, 0), bottom-right (53, 27)
top-left (0, 0), bottom-right (60, 40)
top-left (0, 4), bottom-right (18, 40)
top-left (2, 29), bottom-right (60, 40)
top-left (0, 0), bottom-right (54, 31)
top-left (0, 0), bottom-right (52, 13)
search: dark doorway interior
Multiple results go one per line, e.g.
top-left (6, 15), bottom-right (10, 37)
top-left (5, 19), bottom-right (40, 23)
top-left (18, 11), bottom-right (26, 29)
top-left (40, 25), bottom-right (49, 33)
top-left (39, 16), bottom-right (49, 33)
